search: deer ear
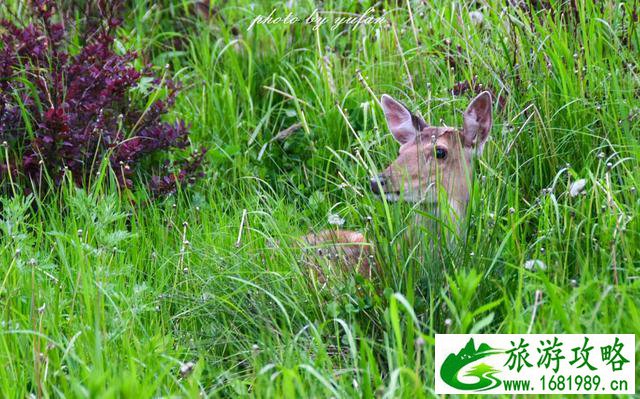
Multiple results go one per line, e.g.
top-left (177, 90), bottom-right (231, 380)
top-left (381, 94), bottom-right (425, 144)
top-left (462, 91), bottom-right (493, 154)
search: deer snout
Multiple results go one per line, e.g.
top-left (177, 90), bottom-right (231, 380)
top-left (370, 175), bottom-right (386, 194)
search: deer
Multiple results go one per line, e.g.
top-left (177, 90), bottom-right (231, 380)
top-left (301, 91), bottom-right (493, 280)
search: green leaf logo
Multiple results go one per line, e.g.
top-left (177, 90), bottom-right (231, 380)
top-left (440, 338), bottom-right (504, 391)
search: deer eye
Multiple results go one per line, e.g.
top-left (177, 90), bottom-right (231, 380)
top-left (435, 147), bottom-right (447, 159)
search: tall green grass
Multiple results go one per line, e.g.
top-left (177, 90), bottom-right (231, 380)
top-left (0, 0), bottom-right (638, 397)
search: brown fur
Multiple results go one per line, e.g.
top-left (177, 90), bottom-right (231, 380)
top-left (301, 230), bottom-right (374, 281)
top-left (379, 127), bottom-right (473, 219)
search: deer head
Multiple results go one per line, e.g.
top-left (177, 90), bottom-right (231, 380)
top-left (370, 92), bottom-right (493, 220)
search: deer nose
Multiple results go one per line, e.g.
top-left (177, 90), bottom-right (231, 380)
top-left (370, 175), bottom-right (385, 194)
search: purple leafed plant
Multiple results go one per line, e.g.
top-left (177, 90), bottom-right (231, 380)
top-left (0, 0), bottom-right (206, 197)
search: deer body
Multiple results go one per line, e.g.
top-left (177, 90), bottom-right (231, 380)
top-left (303, 92), bottom-right (493, 279)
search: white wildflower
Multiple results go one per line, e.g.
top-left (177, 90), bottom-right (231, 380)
top-left (328, 214), bottom-right (345, 226)
top-left (524, 259), bottom-right (547, 271)
top-left (569, 179), bottom-right (587, 197)
top-left (469, 11), bottom-right (484, 25)
top-left (179, 361), bottom-right (195, 378)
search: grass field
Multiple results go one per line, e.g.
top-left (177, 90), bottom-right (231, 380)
top-left (1, 0), bottom-right (639, 397)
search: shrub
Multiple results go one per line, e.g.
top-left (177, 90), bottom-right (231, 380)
top-left (0, 0), bottom-right (206, 197)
